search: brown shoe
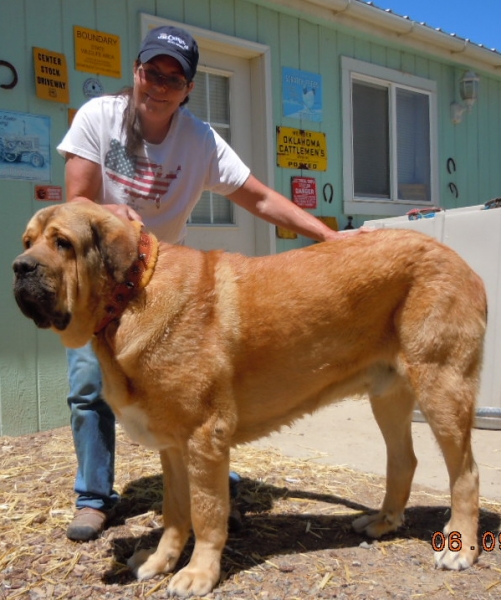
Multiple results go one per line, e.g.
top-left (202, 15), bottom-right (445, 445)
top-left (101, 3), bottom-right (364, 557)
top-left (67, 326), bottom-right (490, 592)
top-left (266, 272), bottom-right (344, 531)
top-left (66, 507), bottom-right (108, 541)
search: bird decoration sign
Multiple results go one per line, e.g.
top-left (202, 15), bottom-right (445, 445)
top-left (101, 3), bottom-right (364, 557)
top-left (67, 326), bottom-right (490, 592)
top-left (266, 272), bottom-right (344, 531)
top-left (282, 67), bottom-right (322, 122)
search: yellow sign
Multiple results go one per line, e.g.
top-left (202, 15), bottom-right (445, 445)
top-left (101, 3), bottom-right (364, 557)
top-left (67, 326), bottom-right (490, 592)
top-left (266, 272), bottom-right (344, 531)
top-left (276, 126), bottom-right (327, 171)
top-left (33, 47), bottom-right (69, 104)
top-left (276, 226), bottom-right (297, 239)
top-left (68, 108), bottom-right (78, 127)
top-left (318, 216), bottom-right (339, 231)
top-left (74, 26), bottom-right (121, 78)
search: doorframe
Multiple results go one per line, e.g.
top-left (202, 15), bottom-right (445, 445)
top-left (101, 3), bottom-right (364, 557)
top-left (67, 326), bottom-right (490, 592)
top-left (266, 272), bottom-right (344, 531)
top-left (140, 13), bottom-right (276, 256)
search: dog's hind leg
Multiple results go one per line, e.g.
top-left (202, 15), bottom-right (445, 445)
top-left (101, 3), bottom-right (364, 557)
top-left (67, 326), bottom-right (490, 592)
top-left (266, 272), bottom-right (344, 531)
top-left (128, 447), bottom-right (192, 580)
top-left (411, 364), bottom-right (479, 570)
top-left (353, 376), bottom-right (417, 537)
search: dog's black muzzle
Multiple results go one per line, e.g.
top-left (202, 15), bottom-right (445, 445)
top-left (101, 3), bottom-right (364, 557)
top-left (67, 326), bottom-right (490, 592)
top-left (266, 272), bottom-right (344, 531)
top-left (12, 254), bottom-right (70, 330)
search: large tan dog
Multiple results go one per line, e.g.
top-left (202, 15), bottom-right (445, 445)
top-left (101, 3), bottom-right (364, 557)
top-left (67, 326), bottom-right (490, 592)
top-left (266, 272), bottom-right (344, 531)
top-left (13, 201), bottom-right (486, 597)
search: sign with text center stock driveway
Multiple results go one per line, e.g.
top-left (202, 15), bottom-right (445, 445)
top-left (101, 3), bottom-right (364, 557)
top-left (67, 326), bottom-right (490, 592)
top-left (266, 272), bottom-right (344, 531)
top-left (33, 47), bottom-right (69, 104)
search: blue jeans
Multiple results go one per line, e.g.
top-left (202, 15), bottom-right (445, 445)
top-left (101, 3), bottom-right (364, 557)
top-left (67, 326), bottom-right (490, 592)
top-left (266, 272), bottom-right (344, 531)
top-left (67, 343), bottom-right (119, 511)
top-left (67, 344), bottom-right (240, 513)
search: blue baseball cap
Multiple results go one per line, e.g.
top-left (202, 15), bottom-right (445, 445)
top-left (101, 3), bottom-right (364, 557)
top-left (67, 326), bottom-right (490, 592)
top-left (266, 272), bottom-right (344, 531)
top-left (138, 25), bottom-right (199, 81)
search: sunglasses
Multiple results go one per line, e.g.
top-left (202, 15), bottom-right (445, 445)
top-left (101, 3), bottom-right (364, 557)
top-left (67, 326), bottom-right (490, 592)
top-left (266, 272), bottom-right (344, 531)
top-left (138, 65), bottom-right (188, 91)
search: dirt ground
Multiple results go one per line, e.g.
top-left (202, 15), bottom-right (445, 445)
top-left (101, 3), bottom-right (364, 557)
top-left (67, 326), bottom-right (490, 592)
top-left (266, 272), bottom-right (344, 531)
top-left (1, 426), bottom-right (501, 599)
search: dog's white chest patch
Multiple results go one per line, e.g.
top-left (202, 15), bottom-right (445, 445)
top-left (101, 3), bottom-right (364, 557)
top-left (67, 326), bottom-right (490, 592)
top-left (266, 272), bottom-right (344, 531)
top-left (118, 404), bottom-right (165, 450)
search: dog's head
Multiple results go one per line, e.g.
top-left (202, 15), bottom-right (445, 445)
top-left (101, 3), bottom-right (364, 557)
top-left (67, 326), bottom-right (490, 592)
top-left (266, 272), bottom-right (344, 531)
top-left (12, 200), bottom-right (141, 348)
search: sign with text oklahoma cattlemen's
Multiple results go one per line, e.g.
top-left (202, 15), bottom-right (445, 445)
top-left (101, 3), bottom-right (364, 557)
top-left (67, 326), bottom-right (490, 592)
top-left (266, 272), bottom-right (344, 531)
top-left (276, 126), bottom-right (327, 171)
top-left (74, 26), bottom-right (121, 78)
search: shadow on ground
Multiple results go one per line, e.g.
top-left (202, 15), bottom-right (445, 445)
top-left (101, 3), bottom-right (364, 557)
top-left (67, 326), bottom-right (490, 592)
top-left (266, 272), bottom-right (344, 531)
top-left (103, 474), bottom-right (501, 586)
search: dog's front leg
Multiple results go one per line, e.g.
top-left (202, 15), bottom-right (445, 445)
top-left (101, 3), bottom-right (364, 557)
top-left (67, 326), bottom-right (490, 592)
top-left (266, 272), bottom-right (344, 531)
top-left (128, 447), bottom-right (192, 580)
top-left (167, 428), bottom-right (231, 598)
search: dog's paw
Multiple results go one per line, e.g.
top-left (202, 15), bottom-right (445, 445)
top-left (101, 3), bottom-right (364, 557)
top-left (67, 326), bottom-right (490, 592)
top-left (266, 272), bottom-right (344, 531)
top-left (167, 565), bottom-right (219, 598)
top-left (127, 548), bottom-right (176, 580)
top-left (434, 546), bottom-right (477, 571)
top-left (352, 511), bottom-right (403, 538)
top-left (433, 530), bottom-right (478, 571)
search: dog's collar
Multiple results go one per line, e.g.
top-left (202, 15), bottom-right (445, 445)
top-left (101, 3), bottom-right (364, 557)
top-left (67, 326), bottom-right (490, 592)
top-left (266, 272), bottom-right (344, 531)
top-left (94, 230), bottom-right (159, 334)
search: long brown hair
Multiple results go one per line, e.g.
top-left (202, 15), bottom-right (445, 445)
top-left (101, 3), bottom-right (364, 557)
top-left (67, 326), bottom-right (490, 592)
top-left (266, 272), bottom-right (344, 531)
top-left (118, 86), bottom-right (142, 157)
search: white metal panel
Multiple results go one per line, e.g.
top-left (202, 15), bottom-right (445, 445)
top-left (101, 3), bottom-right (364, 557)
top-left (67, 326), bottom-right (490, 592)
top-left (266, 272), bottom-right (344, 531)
top-left (366, 205), bottom-right (501, 429)
top-left (368, 210), bottom-right (445, 238)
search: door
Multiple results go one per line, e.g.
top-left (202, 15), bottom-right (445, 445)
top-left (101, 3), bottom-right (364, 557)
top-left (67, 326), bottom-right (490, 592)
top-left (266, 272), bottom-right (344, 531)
top-left (185, 49), bottom-right (256, 255)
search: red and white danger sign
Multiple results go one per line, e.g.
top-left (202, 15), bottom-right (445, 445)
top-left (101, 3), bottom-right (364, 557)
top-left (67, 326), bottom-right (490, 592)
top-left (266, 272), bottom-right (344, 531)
top-left (291, 176), bottom-right (317, 209)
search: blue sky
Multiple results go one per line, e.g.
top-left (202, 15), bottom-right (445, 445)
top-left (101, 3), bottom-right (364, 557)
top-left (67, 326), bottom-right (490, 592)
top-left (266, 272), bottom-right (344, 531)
top-left (369, 0), bottom-right (500, 51)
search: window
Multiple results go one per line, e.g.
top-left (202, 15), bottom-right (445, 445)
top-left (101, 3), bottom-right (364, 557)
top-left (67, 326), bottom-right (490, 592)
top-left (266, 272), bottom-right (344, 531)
top-left (342, 57), bottom-right (438, 216)
top-left (188, 70), bottom-right (234, 225)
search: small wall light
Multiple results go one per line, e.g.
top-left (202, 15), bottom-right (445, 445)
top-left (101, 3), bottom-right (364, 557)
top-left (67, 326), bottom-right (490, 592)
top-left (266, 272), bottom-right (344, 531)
top-left (451, 71), bottom-right (480, 124)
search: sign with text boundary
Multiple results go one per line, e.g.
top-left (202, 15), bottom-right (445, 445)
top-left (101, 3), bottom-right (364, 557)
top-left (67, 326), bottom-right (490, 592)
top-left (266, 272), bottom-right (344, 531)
top-left (74, 26), bottom-right (121, 78)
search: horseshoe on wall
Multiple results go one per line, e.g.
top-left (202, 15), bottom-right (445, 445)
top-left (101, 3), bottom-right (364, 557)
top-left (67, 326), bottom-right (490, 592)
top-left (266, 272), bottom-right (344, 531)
top-left (448, 182), bottom-right (459, 198)
top-left (446, 157), bottom-right (456, 174)
top-left (0, 60), bottom-right (18, 90)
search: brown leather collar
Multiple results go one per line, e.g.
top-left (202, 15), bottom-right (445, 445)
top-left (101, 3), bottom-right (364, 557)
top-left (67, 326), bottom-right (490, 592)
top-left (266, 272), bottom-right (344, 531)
top-left (94, 230), bottom-right (158, 334)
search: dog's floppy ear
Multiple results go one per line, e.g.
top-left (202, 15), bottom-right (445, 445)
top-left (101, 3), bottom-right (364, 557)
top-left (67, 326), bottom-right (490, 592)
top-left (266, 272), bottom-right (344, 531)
top-left (90, 212), bottom-right (141, 282)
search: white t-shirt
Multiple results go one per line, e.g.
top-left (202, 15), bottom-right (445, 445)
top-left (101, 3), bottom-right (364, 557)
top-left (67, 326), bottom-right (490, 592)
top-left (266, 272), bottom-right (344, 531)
top-left (57, 95), bottom-right (251, 243)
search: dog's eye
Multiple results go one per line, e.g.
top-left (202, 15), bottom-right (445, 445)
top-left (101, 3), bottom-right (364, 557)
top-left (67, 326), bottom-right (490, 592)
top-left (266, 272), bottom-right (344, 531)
top-left (23, 239), bottom-right (32, 249)
top-left (56, 237), bottom-right (72, 251)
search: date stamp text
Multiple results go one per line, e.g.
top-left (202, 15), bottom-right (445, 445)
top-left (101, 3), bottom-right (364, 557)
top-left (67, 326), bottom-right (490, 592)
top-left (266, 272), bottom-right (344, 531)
top-left (432, 531), bottom-right (500, 552)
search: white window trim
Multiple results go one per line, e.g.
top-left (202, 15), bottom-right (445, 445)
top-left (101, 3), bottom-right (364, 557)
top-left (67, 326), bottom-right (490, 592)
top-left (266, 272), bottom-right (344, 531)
top-left (341, 56), bottom-right (439, 217)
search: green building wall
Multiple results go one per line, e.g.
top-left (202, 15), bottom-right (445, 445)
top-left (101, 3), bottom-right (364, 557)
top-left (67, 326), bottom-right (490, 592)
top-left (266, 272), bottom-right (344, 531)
top-left (1, 0), bottom-right (500, 434)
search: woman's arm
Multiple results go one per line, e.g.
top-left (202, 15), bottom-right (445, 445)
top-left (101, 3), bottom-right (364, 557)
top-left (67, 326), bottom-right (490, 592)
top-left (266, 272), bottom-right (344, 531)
top-left (64, 153), bottom-right (142, 222)
top-left (227, 174), bottom-right (361, 242)
top-left (65, 152), bottom-right (102, 201)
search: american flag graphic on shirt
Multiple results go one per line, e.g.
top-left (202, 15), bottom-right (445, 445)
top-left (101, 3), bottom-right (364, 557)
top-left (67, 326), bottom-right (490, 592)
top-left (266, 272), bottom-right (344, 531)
top-left (104, 139), bottom-right (180, 207)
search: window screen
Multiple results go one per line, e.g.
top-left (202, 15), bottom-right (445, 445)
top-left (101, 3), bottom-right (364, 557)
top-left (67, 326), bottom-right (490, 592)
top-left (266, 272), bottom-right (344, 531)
top-left (396, 88), bottom-right (431, 202)
top-left (353, 81), bottom-right (390, 198)
top-left (188, 72), bottom-right (234, 224)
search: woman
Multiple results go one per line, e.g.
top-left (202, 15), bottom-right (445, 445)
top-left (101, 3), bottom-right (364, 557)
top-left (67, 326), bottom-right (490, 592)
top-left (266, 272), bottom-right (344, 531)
top-left (58, 24), bottom-right (361, 541)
